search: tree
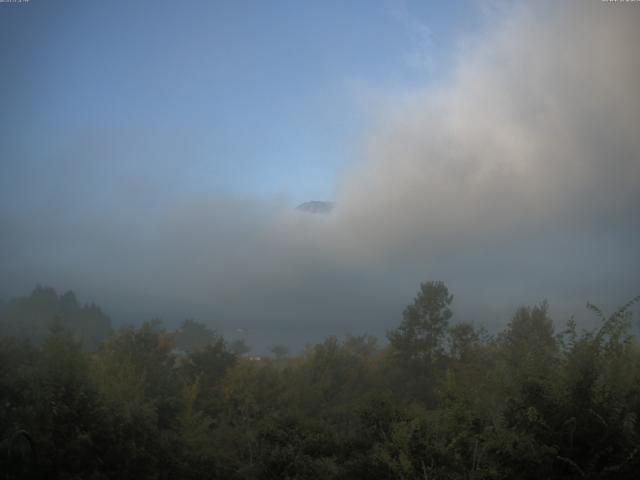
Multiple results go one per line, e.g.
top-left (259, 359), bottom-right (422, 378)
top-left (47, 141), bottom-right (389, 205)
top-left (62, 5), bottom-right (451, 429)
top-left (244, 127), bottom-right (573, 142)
top-left (179, 338), bottom-right (237, 413)
top-left (388, 281), bottom-right (453, 368)
top-left (0, 286), bottom-right (112, 350)
top-left (498, 302), bottom-right (556, 372)
top-left (230, 339), bottom-right (251, 356)
top-left (173, 319), bottom-right (218, 353)
top-left (448, 322), bottom-right (483, 362)
top-left (270, 345), bottom-right (290, 360)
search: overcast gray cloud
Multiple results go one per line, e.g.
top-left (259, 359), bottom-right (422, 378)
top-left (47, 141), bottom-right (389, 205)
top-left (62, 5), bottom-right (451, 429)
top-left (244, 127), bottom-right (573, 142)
top-left (1, 1), bottom-right (639, 351)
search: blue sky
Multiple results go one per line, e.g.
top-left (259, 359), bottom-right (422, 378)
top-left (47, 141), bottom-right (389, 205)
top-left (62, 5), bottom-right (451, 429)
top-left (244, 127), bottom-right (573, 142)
top-left (1, 0), bottom-right (481, 211)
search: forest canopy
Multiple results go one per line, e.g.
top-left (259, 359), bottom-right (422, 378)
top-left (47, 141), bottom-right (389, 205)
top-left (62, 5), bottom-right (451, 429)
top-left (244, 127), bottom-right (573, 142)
top-left (1, 282), bottom-right (639, 479)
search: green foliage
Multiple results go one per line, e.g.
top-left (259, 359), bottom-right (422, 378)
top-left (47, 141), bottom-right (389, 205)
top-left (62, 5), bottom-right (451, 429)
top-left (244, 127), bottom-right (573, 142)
top-left (173, 319), bottom-right (218, 353)
top-left (230, 339), bottom-right (251, 356)
top-left (1, 283), bottom-right (639, 479)
top-left (388, 280), bottom-right (453, 368)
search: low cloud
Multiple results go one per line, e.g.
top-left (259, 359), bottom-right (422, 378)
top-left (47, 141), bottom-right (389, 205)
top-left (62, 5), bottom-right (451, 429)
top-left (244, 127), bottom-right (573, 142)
top-left (330, 2), bottom-right (640, 262)
top-left (1, 2), bottom-right (639, 349)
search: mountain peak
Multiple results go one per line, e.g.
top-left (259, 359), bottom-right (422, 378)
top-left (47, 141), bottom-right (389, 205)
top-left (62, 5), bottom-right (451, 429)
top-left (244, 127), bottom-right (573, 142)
top-left (295, 201), bottom-right (334, 214)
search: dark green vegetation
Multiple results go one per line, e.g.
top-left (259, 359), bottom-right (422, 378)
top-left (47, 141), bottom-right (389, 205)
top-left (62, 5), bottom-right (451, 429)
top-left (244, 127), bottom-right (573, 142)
top-left (1, 283), bottom-right (639, 479)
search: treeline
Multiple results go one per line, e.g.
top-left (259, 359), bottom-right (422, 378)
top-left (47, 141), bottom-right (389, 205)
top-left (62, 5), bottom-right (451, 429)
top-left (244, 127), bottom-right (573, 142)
top-left (0, 286), bottom-right (112, 351)
top-left (1, 282), bottom-right (639, 479)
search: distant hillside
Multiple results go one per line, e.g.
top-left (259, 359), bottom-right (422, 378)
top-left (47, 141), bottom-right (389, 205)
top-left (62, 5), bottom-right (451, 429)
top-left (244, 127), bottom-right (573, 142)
top-left (295, 201), bottom-right (334, 214)
top-left (0, 286), bottom-right (112, 350)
